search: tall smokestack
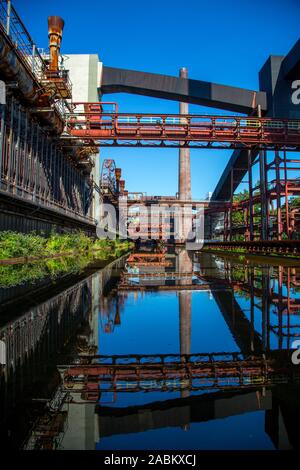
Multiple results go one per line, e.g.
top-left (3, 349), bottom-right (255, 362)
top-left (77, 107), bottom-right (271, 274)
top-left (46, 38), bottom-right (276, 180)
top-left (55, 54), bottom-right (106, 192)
top-left (178, 67), bottom-right (191, 201)
top-left (48, 16), bottom-right (64, 71)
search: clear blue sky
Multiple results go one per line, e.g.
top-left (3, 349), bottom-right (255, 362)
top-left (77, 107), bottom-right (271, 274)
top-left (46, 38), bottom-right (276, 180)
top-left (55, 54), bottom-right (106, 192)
top-left (15, 0), bottom-right (300, 198)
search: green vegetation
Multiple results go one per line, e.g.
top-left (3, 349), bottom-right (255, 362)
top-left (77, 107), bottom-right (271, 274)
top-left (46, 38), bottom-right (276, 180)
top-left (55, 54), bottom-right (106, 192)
top-left (0, 232), bottom-right (134, 288)
top-left (231, 187), bottom-right (261, 242)
top-left (0, 256), bottom-right (89, 288)
top-left (93, 238), bottom-right (133, 259)
top-left (0, 231), bottom-right (133, 261)
top-left (290, 196), bottom-right (300, 209)
top-left (0, 231), bottom-right (90, 259)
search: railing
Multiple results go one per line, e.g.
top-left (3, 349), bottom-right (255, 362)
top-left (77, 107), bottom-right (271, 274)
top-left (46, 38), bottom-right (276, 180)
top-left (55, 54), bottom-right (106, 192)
top-left (43, 68), bottom-right (72, 98)
top-left (0, 0), bottom-right (72, 120)
top-left (0, 0), bottom-right (46, 80)
top-left (0, 175), bottom-right (96, 225)
top-left (64, 109), bottom-right (300, 148)
top-left (127, 192), bottom-right (146, 200)
top-left (71, 102), bottom-right (118, 114)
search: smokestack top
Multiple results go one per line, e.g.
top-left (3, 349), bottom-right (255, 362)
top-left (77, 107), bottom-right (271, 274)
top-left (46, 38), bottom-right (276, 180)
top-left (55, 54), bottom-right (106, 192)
top-left (48, 16), bottom-right (65, 36)
top-left (180, 67), bottom-right (188, 78)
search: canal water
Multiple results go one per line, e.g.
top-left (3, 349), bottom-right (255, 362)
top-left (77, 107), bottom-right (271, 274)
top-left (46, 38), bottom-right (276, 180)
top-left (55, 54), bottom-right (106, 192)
top-left (0, 248), bottom-right (300, 450)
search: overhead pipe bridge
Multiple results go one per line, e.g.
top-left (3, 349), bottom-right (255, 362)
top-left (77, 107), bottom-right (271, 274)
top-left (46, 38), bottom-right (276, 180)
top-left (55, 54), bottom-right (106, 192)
top-left (99, 41), bottom-right (300, 201)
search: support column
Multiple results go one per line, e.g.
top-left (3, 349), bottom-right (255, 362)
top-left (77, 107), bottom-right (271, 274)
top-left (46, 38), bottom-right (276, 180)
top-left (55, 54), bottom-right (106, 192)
top-left (247, 149), bottom-right (254, 240)
top-left (259, 148), bottom-right (268, 240)
top-left (0, 81), bottom-right (6, 191)
top-left (257, 105), bottom-right (268, 240)
top-left (283, 147), bottom-right (290, 239)
top-left (275, 150), bottom-right (282, 240)
top-left (229, 169), bottom-right (233, 241)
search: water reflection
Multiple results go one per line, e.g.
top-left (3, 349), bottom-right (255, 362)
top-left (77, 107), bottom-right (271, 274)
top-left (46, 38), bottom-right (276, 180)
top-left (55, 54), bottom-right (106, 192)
top-left (0, 255), bottom-right (126, 449)
top-left (0, 249), bottom-right (300, 449)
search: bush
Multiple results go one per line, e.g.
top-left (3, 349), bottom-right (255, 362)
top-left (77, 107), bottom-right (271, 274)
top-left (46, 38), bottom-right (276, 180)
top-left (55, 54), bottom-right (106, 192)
top-left (0, 231), bottom-right (46, 259)
top-left (0, 232), bottom-right (134, 261)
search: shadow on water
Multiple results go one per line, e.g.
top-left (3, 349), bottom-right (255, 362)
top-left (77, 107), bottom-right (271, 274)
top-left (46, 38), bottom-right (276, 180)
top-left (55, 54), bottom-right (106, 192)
top-left (1, 247), bottom-right (300, 450)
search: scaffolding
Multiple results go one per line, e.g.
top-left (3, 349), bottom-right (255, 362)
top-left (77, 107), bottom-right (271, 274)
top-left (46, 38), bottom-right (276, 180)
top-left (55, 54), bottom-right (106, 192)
top-left (206, 148), bottom-right (300, 241)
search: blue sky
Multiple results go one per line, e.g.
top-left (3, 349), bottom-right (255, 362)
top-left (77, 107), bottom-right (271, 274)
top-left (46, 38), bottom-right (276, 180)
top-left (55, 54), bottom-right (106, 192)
top-left (15, 0), bottom-right (300, 198)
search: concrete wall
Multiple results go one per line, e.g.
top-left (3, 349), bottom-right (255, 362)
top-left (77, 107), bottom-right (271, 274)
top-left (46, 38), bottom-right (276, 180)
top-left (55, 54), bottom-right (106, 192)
top-left (66, 54), bottom-right (103, 222)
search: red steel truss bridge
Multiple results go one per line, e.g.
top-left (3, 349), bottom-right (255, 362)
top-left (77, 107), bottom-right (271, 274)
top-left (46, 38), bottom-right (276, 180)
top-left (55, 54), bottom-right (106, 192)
top-left (58, 351), bottom-right (300, 401)
top-left (61, 103), bottom-right (300, 150)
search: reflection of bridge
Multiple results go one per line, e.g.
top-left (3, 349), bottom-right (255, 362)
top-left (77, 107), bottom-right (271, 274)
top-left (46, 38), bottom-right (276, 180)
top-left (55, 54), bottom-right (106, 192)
top-left (59, 351), bottom-right (300, 399)
top-left (57, 367), bottom-right (300, 449)
top-left (96, 389), bottom-right (272, 438)
top-left (95, 385), bottom-right (300, 450)
top-left (198, 253), bottom-right (300, 350)
top-left (119, 250), bottom-right (300, 358)
top-left (13, 249), bottom-right (300, 450)
top-left (59, 252), bottom-right (300, 404)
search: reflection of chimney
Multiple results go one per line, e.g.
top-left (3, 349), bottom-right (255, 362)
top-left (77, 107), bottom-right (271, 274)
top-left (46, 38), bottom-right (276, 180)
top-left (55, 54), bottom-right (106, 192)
top-left (179, 289), bottom-right (192, 408)
top-left (114, 310), bottom-right (121, 325)
top-left (178, 250), bottom-right (192, 404)
top-left (48, 16), bottom-right (64, 71)
top-left (179, 291), bottom-right (191, 357)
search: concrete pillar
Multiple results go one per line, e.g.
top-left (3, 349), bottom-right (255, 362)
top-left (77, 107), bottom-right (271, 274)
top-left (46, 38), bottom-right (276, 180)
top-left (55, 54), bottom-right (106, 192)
top-left (178, 67), bottom-right (191, 201)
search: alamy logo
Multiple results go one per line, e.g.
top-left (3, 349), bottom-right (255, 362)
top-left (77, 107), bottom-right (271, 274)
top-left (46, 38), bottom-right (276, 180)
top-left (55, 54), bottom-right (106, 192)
top-left (96, 200), bottom-right (205, 250)
top-left (291, 80), bottom-right (300, 105)
top-left (291, 340), bottom-right (300, 365)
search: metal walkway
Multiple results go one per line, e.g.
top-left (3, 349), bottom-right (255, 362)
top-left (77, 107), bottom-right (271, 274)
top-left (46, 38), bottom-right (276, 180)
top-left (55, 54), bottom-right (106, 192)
top-left (63, 105), bottom-right (300, 150)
